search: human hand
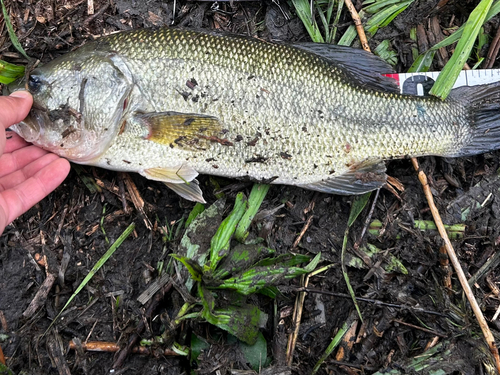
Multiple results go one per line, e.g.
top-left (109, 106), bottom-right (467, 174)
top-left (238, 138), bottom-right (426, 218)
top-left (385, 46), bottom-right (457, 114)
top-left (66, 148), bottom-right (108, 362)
top-left (0, 91), bottom-right (70, 235)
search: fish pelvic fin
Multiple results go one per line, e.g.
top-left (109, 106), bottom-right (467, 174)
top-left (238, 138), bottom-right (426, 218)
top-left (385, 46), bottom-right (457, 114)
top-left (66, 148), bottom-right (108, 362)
top-left (164, 179), bottom-right (206, 203)
top-left (142, 165), bottom-right (198, 183)
top-left (134, 112), bottom-right (223, 150)
top-left (448, 82), bottom-right (500, 157)
top-left (297, 160), bottom-right (387, 195)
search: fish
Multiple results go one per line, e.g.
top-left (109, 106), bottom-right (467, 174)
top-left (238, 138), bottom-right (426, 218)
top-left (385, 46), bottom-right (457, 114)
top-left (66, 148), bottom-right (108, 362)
top-left (6, 28), bottom-right (500, 203)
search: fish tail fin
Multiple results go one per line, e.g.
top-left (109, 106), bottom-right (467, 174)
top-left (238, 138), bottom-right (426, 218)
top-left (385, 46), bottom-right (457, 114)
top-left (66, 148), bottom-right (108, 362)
top-left (451, 82), bottom-right (500, 157)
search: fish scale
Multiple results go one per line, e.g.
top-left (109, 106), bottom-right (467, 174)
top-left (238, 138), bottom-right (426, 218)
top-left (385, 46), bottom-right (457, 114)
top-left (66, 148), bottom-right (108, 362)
top-left (8, 28), bottom-right (500, 202)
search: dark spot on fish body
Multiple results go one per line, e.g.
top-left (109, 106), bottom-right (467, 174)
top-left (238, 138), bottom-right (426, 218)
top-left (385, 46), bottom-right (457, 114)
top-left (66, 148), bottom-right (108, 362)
top-left (247, 132), bottom-right (261, 146)
top-left (245, 155), bottom-right (268, 163)
top-left (235, 135), bottom-right (243, 142)
top-left (192, 95), bottom-right (200, 103)
top-left (314, 164), bottom-right (318, 169)
top-left (183, 118), bottom-right (195, 126)
top-left (329, 169), bottom-right (335, 175)
top-left (302, 126), bottom-right (308, 132)
top-left (123, 160), bottom-right (131, 164)
top-left (186, 78), bottom-right (198, 89)
top-left (106, 159), bottom-right (111, 165)
top-left (248, 75), bottom-right (255, 80)
top-left (280, 152), bottom-right (292, 160)
top-left (206, 158), bottom-right (216, 162)
top-left (212, 165), bottom-right (219, 169)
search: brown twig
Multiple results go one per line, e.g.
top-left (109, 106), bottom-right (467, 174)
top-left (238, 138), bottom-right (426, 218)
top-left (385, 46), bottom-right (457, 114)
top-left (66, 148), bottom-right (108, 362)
top-left (121, 172), bottom-right (153, 230)
top-left (393, 319), bottom-right (447, 338)
top-left (485, 25), bottom-right (500, 69)
top-left (286, 274), bottom-right (309, 366)
top-left (69, 340), bottom-right (180, 356)
top-left (344, 0), bottom-right (370, 52)
top-left (292, 215), bottom-right (314, 249)
top-left (411, 157), bottom-right (500, 372)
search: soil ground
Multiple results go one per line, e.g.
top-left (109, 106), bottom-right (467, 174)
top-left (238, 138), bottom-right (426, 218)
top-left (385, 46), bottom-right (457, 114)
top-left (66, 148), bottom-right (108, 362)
top-left (1, 0), bottom-right (500, 374)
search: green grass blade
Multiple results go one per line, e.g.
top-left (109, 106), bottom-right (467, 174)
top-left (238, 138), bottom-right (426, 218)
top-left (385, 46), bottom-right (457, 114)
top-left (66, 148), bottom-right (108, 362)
top-left (347, 192), bottom-right (371, 227)
top-left (291, 0), bottom-right (325, 43)
top-left (0, 0), bottom-right (31, 60)
top-left (312, 319), bottom-right (356, 374)
top-left (430, 0), bottom-right (493, 99)
top-left (330, 0), bottom-right (344, 43)
top-left (338, 24), bottom-right (357, 46)
top-left (234, 184), bottom-right (270, 243)
top-left (409, 0), bottom-right (500, 73)
top-left (45, 222), bottom-right (135, 334)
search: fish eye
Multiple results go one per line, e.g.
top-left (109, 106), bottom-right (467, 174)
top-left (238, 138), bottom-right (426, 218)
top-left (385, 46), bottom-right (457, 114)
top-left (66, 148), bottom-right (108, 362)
top-left (28, 75), bottom-right (42, 93)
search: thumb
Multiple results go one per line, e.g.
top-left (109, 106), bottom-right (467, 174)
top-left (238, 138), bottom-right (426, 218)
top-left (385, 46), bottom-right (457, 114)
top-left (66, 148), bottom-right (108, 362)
top-left (0, 91), bottom-right (33, 130)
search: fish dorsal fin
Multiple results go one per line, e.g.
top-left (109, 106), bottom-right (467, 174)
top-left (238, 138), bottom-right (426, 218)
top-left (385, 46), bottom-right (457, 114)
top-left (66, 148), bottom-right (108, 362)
top-left (142, 165), bottom-right (198, 184)
top-left (293, 43), bottom-right (399, 94)
top-left (164, 179), bottom-right (206, 203)
top-left (133, 112), bottom-right (223, 150)
top-left (298, 160), bottom-right (387, 195)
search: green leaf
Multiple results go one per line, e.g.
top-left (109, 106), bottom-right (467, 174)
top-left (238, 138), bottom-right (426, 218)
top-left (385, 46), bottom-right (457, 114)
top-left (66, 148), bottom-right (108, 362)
top-left (213, 243), bottom-right (275, 280)
top-left (253, 253), bottom-right (311, 268)
top-left (347, 192), bottom-right (371, 227)
top-left (365, 0), bottom-right (413, 35)
top-left (374, 40), bottom-right (398, 66)
top-left (234, 184), bottom-right (270, 243)
top-left (178, 198), bottom-right (225, 290)
top-left (190, 333), bottom-right (210, 366)
top-left (170, 254), bottom-right (203, 281)
top-left (204, 305), bottom-right (268, 345)
top-left (216, 253), bottom-right (321, 295)
top-left (239, 332), bottom-right (268, 371)
top-left (0, 0), bottom-right (31, 60)
top-left (430, 0), bottom-right (493, 99)
top-left (185, 203), bottom-right (205, 228)
top-left (209, 193), bottom-right (247, 270)
top-left (0, 59), bottom-right (24, 84)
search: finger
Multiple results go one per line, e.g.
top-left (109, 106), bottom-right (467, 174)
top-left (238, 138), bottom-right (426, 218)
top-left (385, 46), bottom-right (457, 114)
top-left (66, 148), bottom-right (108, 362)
top-left (0, 158), bottom-right (70, 226)
top-left (0, 151), bottom-right (58, 186)
top-left (0, 91), bottom-right (33, 130)
top-left (4, 131), bottom-right (30, 153)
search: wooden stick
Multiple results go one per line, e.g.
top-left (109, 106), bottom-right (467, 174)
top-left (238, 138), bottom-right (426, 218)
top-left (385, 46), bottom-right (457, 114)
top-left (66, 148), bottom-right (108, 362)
top-left (344, 0), bottom-right (370, 52)
top-left (69, 340), bottom-right (180, 356)
top-left (411, 157), bottom-right (500, 372)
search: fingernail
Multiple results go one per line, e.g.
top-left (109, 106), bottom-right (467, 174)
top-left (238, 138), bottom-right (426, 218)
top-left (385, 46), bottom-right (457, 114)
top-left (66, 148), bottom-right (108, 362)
top-left (10, 90), bottom-right (32, 99)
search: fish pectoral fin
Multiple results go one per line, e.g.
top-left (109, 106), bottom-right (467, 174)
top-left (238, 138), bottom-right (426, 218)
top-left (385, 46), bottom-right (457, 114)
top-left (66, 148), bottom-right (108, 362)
top-left (133, 112), bottom-right (222, 149)
top-left (298, 161), bottom-right (387, 195)
top-left (142, 165), bottom-right (198, 183)
top-left (164, 179), bottom-right (206, 203)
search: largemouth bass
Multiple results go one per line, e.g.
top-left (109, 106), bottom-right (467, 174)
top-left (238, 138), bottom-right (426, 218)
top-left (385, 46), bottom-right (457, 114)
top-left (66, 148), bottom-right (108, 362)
top-left (6, 28), bottom-right (500, 202)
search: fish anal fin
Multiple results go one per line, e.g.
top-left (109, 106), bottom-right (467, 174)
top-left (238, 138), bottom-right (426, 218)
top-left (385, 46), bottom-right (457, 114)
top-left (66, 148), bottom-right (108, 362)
top-left (298, 161), bottom-right (387, 195)
top-left (164, 179), bottom-right (206, 203)
top-left (142, 164), bottom-right (198, 184)
top-left (134, 112), bottom-right (222, 150)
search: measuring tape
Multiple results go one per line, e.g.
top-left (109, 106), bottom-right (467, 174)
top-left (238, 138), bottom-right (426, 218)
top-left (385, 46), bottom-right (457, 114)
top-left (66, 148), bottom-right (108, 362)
top-left (384, 69), bottom-right (500, 96)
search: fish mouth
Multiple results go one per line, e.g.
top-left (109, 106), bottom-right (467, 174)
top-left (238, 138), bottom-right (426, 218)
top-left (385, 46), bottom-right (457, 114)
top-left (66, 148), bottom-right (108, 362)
top-left (10, 106), bottom-right (47, 144)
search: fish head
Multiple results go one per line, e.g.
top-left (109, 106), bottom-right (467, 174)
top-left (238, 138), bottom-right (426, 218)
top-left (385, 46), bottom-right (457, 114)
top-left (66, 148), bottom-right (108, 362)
top-left (7, 45), bottom-right (133, 162)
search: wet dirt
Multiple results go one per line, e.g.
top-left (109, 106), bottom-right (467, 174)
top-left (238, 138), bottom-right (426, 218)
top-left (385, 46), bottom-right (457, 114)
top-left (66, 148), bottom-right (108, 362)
top-left (1, 0), bottom-right (500, 374)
